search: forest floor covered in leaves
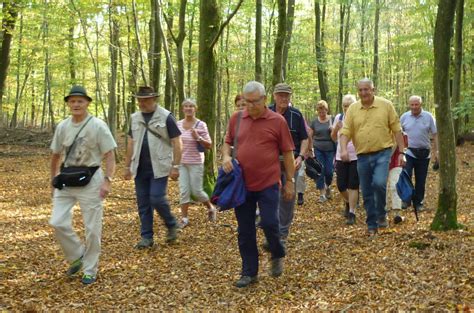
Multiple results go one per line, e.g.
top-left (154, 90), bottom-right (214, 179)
top-left (0, 139), bottom-right (473, 310)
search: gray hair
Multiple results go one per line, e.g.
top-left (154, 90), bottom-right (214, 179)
top-left (408, 95), bottom-right (422, 104)
top-left (342, 94), bottom-right (356, 105)
top-left (243, 81), bottom-right (266, 97)
top-left (182, 98), bottom-right (197, 107)
top-left (357, 78), bottom-right (374, 88)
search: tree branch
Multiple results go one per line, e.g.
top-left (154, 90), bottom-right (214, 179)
top-left (210, 0), bottom-right (244, 49)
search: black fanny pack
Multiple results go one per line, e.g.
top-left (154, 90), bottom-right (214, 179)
top-left (52, 166), bottom-right (99, 190)
top-left (409, 147), bottom-right (430, 159)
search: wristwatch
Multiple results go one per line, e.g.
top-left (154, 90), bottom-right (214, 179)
top-left (104, 176), bottom-right (113, 182)
top-left (172, 164), bottom-right (180, 169)
top-left (197, 136), bottom-right (204, 142)
top-left (289, 178), bottom-right (295, 183)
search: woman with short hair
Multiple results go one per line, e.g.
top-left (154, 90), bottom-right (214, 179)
top-left (310, 100), bottom-right (336, 202)
top-left (331, 95), bottom-right (359, 225)
top-left (177, 99), bottom-right (216, 227)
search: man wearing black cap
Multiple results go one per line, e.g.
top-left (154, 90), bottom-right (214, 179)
top-left (124, 86), bottom-right (182, 249)
top-left (269, 83), bottom-right (309, 242)
top-left (49, 85), bottom-right (117, 285)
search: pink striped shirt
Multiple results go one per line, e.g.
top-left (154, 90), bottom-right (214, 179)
top-left (177, 119), bottom-right (211, 164)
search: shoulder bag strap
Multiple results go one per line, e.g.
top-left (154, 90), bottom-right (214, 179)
top-left (65, 116), bottom-right (93, 161)
top-left (232, 111), bottom-right (243, 160)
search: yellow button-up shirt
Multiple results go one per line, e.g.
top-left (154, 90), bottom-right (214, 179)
top-left (340, 96), bottom-right (401, 154)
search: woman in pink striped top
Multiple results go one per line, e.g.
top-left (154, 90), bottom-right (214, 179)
top-left (177, 99), bottom-right (216, 228)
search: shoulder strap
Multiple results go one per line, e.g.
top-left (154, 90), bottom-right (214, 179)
top-left (194, 120), bottom-right (201, 128)
top-left (232, 111), bottom-right (243, 159)
top-left (64, 116), bottom-right (93, 166)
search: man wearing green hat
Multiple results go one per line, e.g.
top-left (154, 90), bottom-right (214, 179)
top-left (49, 85), bottom-right (117, 285)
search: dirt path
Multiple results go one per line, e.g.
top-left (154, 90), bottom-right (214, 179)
top-left (0, 143), bottom-right (472, 310)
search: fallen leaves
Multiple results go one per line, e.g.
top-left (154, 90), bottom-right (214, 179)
top-left (0, 142), bottom-right (473, 310)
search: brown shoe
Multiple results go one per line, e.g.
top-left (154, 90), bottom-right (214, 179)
top-left (270, 257), bottom-right (284, 277)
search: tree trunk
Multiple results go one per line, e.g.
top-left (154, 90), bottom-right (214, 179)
top-left (255, 0), bottom-right (263, 82)
top-left (108, 2), bottom-right (119, 139)
top-left (186, 1), bottom-right (196, 96)
top-left (336, 1), bottom-right (351, 114)
top-left (452, 0), bottom-right (464, 142)
top-left (131, 0), bottom-right (147, 85)
top-left (68, 23), bottom-right (76, 84)
top-left (10, 11), bottom-right (22, 128)
top-left (164, 0), bottom-right (187, 107)
top-left (431, 0), bottom-right (459, 231)
top-left (359, 0), bottom-right (368, 77)
top-left (372, 0), bottom-right (380, 88)
top-left (198, 0), bottom-right (243, 194)
top-left (150, 0), bottom-right (162, 94)
top-left (314, 0), bottom-right (329, 101)
top-left (72, 0), bottom-right (107, 121)
top-left (272, 0), bottom-right (287, 89)
top-left (282, 0), bottom-right (295, 81)
top-left (0, 1), bottom-right (18, 127)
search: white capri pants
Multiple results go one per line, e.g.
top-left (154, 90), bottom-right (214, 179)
top-left (179, 164), bottom-right (210, 204)
top-left (386, 167), bottom-right (402, 210)
top-left (49, 170), bottom-right (104, 276)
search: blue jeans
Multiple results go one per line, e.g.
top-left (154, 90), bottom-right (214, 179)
top-left (234, 184), bottom-right (285, 277)
top-left (134, 170), bottom-right (177, 239)
top-left (315, 149), bottom-right (335, 190)
top-left (404, 155), bottom-right (430, 208)
top-left (357, 148), bottom-right (391, 230)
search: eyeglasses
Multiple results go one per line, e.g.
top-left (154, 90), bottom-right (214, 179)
top-left (244, 96), bottom-right (264, 106)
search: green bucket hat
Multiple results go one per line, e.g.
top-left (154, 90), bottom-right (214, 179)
top-left (64, 85), bottom-right (93, 102)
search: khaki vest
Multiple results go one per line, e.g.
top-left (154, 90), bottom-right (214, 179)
top-left (130, 107), bottom-right (174, 178)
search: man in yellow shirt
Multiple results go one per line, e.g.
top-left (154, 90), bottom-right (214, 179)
top-left (340, 78), bottom-right (405, 237)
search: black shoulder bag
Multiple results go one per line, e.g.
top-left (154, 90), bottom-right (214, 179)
top-left (52, 116), bottom-right (99, 190)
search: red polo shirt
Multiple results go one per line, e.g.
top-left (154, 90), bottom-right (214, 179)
top-left (225, 108), bottom-right (295, 191)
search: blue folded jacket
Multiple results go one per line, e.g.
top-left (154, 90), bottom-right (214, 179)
top-left (211, 159), bottom-right (247, 211)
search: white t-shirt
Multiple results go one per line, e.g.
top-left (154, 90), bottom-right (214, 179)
top-left (51, 115), bottom-right (117, 167)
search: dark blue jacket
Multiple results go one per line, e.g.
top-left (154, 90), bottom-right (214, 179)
top-left (269, 104), bottom-right (308, 156)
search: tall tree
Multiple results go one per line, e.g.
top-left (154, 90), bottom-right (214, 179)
top-left (431, 0), bottom-right (459, 231)
top-left (282, 0), bottom-right (295, 81)
top-left (131, 0), bottom-right (147, 85)
top-left (197, 0), bottom-right (243, 193)
top-left (163, 0), bottom-right (187, 106)
top-left (452, 0), bottom-right (464, 141)
top-left (255, 0), bottom-right (263, 82)
top-left (315, 0), bottom-right (329, 101)
top-left (336, 1), bottom-right (352, 113)
top-left (149, 0), bottom-right (162, 94)
top-left (372, 0), bottom-right (380, 88)
top-left (0, 1), bottom-right (18, 126)
top-left (272, 0), bottom-right (287, 88)
top-left (108, 2), bottom-right (119, 138)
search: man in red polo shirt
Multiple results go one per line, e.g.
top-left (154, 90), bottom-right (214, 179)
top-left (222, 81), bottom-right (295, 288)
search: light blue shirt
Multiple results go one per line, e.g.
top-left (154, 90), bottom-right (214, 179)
top-left (400, 109), bottom-right (437, 159)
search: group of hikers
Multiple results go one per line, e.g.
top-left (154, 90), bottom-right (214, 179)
top-left (49, 78), bottom-right (438, 287)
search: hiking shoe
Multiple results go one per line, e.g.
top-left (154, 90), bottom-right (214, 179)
top-left (270, 257), bottom-right (284, 277)
top-left (346, 212), bottom-right (356, 225)
top-left (325, 188), bottom-right (332, 200)
top-left (208, 207), bottom-right (217, 222)
top-left (166, 225), bottom-right (178, 243)
top-left (394, 215), bottom-right (404, 224)
top-left (81, 274), bottom-right (96, 285)
top-left (297, 193), bottom-right (304, 206)
top-left (234, 275), bottom-right (258, 288)
top-left (66, 256), bottom-right (83, 276)
top-left (319, 195), bottom-right (327, 203)
top-left (262, 239), bottom-right (270, 252)
top-left (401, 202), bottom-right (409, 210)
top-left (416, 205), bottom-right (427, 212)
top-left (134, 237), bottom-right (154, 249)
top-left (179, 218), bottom-right (189, 229)
top-left (377, 215), bottom-right (389, 228)
top-left (367, 229), bottom-right (378, 239)
top-left (343, 202), bottom-right (350, 218)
